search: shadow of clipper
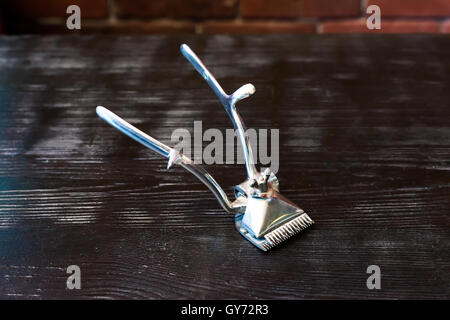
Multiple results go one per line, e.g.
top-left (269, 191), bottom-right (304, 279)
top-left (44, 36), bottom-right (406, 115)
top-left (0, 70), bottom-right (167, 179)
top-left (96, 44), bottom-right (314, 251)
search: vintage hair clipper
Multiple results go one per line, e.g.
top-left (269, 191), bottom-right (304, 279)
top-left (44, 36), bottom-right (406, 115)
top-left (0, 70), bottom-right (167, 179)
top-left (96, 44), bottom-right (314, 251)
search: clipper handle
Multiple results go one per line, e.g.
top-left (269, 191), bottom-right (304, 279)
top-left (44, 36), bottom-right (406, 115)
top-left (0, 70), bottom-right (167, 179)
top-left (180, 44), bottom-right (259, 180)
top-left (96, 106), bottom-right (243, 214)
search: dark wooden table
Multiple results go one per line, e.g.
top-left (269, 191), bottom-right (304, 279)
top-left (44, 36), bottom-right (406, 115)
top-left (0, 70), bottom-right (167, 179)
top-left (0, 35), bottom-right (448, 299)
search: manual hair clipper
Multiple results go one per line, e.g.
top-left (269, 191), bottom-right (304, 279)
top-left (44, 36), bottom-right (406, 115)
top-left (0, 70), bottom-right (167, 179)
top-left (96, 44), bottom-right (314, 251)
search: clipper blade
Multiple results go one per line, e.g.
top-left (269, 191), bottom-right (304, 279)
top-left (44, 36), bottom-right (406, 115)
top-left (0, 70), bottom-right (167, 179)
top-left (235, 212), bottom-right (314, 251)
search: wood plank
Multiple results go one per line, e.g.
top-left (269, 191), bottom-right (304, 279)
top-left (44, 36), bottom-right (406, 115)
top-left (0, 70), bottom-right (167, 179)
top-left (0, 35), bottom-right (449, 299)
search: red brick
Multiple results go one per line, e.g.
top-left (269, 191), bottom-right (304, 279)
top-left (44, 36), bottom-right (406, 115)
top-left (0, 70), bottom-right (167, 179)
top-left (3, 0), bottom-right (108, 19)
top-left (115, 0), bottom-right (167, 18)
top-left (241, 0), bottom-right (300, 18)
top-left (321, 18), bottom-right (371, 32)
top-left (82, 21), bottom-right (196, 34)
top-left (367, 0), bottom-right (450, 17)
top-left (241, 0), bottom-right (361, 19)
top-left (442, 20), bottom-right (450, 33)
top-left (116, 0), bottom-right (238, 19)
top-left (202, 21), bottom-right (315, 34)
top-left (171, 0), bottom-right (238, 18)
top-left (321, 18), bottom-right (441, 33)
top-left (300, 0), bottom-right (361, 18)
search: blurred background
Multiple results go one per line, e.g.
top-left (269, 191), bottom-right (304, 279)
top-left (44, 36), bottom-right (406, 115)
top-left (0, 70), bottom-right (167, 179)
top-left (0, 0), bottom-right (449, 34)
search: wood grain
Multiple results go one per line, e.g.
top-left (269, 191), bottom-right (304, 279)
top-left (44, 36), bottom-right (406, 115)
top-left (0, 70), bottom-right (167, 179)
top-left (0, 35), bottom-right (449, 299)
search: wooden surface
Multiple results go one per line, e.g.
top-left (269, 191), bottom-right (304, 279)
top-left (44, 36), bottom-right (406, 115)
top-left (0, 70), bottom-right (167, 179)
top-left (0, 35), bottom-right (449, 299)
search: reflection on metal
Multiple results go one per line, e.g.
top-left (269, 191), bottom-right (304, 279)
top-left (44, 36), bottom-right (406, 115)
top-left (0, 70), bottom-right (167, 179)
top-left (96, 44), bottom-right (314, 251)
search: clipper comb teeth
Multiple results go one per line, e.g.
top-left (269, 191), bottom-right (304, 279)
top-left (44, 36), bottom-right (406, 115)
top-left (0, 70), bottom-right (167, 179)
top-left (236, 212), bottom-right (314, 251)
top-left (238, 214), bottom-right (313, 251)
top-left (96, 43), bottom-right (314, 251)
top-left (263, 213), bottom-right (314, 250)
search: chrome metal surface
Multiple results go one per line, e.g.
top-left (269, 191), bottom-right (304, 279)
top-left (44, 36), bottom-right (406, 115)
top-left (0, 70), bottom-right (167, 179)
top-left (96, 106), bottom-right (241, 214)
top-left (181, 44), bottom-right (259, 180)
top-left (96, 44), bottom-right (314, 251)
top-left (96, 106), bottom-right (171, 158)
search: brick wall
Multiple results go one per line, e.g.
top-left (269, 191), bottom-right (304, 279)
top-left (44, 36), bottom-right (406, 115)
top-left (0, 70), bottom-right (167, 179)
top-left (0, 0), bottom-right (449, 34)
